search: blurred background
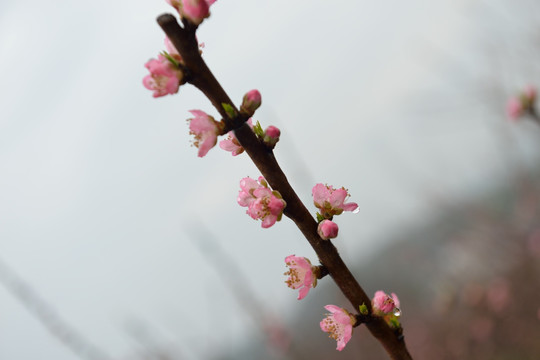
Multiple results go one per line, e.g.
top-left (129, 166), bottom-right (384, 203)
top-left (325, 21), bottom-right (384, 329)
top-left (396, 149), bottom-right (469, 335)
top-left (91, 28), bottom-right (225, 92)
top-left (1, 0), bottom-right (539, 359)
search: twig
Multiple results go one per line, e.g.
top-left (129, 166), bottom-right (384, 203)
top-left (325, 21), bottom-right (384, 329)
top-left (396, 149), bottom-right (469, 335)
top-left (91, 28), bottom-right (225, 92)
top-left (157, 13), bottom-right (413, 360)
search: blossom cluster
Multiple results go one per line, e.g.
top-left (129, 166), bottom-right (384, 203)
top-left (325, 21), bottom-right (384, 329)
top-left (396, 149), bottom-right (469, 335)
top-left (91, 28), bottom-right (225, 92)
top-left (312, 183), bottom-right (358, 241)
top-left (237, 177), bottom-right (286, 228)
top-left (319, 290), bottom-right (401, 351)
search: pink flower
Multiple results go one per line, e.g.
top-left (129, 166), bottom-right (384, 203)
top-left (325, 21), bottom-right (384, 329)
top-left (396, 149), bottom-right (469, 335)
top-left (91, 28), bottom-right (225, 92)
top-left (237, 176), bottom-right (286, 228)
top-left (284, 255), bottom-right (317, 300)
top-left (143, 54), bottom-right (183, 98)
top-left (318, 220), bottom-right (339, 240)
top-left (240, 89), bottom-right (262, 116)
top-left (188, 110), bottom-right (221, 157)
top-left (506, 85), bottom-right (538, 121)
top-left (372, 290), bottom-right (400, 315)
top-left (219, 119), bottom-right (253, 156)
top-left (506, 97), bottom-right (522, 120)
top-left (312, 183), bottom-right (358, 219)
top-left (263, 125), bottom-right (280, 149)
top-left (320, 305), bottom-right (356, 351)
top-left (176, 0), bottom-right (217, 25)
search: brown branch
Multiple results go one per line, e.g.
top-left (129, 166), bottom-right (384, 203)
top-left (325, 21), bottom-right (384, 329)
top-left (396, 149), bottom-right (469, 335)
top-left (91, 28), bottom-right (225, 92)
top-left (157, 13), bottom-right (413, 360)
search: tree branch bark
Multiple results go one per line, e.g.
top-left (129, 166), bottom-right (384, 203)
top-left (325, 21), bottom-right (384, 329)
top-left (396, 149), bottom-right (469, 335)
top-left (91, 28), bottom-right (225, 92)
top-left (157, 13), bottom-right (413, 360)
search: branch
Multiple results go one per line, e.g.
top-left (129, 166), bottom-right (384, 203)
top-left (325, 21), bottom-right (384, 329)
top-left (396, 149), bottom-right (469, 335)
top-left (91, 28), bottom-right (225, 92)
top-left (157, 13), bottom-right (413, 360)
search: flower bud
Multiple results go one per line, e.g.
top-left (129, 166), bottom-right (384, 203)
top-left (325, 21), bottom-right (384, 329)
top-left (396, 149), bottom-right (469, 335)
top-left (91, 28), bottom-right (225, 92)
top-left (263, 125), bottom-right (280, 149)
top-left (318, 220), bottom-right (339, 240)
top-left (180, 0), bottom-right (210, 25)
top-left (240, 89), bottom-right (262, 116)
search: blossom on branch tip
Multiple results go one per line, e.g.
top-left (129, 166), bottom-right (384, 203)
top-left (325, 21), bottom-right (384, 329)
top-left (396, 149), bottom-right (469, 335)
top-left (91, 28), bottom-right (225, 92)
top-left (320, 305), bottom-right (356, 351)
top-left (187, 110), bottom-right (221, 157)
top-left (143, 54), bottom-right (183, 98)
top-left (372, 290), bottom-right (400, 315)
top-left (240, 89), bottom-right (262, 116)
top-left (237, 176), bottom-right (286, 228)
top-left (172, 0), bottom-right (217, 26)
top-left (219, 119), bottom-right (253, 156)
top-left (312, 183), bottom-right (358, 219)
top-left (318, 220), bottom-right (339, 240)
top-left (284, 255), bottom-right (317, 300)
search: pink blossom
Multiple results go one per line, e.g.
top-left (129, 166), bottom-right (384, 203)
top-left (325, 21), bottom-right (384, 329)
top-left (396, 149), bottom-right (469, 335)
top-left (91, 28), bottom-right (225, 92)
top-left (263, 125), bottom-right (280, 149)
top-left (237, 176), bottom-right (286, 228)
top-left (372, 290), bottom-right (400, 315)
top-left (176, 0), bottom-right (217, 25)
top-left (240, 89), bottom-right (262, 115)
top-left (284, 255), bottom-right (317, 300)
top-left (219, 118), bottom-right (253, 156)
top-left (506, 98), bottom-right (522, 120)
top-left (320, 305), bottom-right (355, 351)
top-left (188, 110), bottom-right (220, 157)
top-left (318, 220), bottom-right (339, 240)
top-left (312, 183), bottom-right (358, 219)
top-left (506, 85), bottom-right (538, 121)
top-left (143, 54), bottom-right (183, 98)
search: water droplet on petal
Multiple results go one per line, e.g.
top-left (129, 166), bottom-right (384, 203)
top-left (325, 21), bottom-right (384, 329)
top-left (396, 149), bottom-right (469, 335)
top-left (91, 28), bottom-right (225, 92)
top-left (393, 307), bottom-right (401, 317)
top-left (352, 207), bottom-right (360, 214)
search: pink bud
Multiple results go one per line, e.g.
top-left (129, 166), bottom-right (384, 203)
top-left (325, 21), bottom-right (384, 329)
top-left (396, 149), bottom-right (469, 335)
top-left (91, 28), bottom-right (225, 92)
top-left (180, 0), bottom-right (210, 25)
top-left (263, 125), bottom-right (280, 149)
top-left (240, 89), bottom-right (262, 116)
top-left (372, 290), bottom-right (400, 315)
top-left (318, 220), bottom-right (339, 240)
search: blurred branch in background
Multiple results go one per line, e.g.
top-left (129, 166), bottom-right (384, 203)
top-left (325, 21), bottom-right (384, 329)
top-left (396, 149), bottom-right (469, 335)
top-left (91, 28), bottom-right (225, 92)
top-left (184, 222), bottom-right (300, 359)
top-left (121, 317), bottom-right (185, 360)
top-left (0, 258), bottom-right (111, 360)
